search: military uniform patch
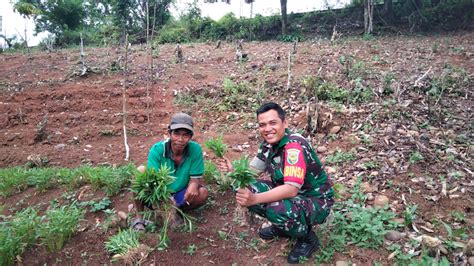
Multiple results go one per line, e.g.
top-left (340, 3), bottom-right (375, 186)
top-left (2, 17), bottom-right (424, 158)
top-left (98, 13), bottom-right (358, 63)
top-left (286, 148), bottom-right (300, 165)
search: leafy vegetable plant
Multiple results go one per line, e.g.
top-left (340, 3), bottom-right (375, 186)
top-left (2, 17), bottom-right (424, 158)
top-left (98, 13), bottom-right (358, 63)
top-left (228, 156), bottom-right (257, 190)
top-left (130, 166), bottom-right (175, 207)
top-left (205, 135), bottom-right (227, 158)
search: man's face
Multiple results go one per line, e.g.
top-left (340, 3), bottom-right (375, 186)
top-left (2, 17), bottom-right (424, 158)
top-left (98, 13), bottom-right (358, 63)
top-left (257, 109), bottom-right (287, 145)
top-left (169, 128), bottom-right (192, 154)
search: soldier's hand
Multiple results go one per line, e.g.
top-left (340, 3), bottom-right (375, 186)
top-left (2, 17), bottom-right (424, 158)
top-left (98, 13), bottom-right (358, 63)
top-left (235, 188), bottom-right (256, 207)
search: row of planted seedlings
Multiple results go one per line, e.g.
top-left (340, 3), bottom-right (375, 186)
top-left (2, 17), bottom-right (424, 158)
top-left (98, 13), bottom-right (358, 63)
top-left (0, 164), bottom-right (137, 265)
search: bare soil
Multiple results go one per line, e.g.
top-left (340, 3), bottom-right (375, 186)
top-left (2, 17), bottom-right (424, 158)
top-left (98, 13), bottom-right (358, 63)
top-left (0, 32), bottom-right (473, 265)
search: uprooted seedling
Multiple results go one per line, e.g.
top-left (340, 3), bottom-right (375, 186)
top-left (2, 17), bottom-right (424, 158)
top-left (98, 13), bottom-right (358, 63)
top-left (105, 229), bottom-right (150, 265)
top-left (227, 156), bottom-right (257, 226)
top-left (204, 135), bottom-right (227, 158)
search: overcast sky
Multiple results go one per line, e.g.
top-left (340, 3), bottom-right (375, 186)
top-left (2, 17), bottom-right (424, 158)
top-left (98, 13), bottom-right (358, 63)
top-left (1, 0), bottom-right (347, 47)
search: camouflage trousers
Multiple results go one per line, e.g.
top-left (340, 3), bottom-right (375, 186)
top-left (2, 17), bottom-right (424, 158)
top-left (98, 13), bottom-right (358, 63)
top-left (248, 180), bottom-right (333, 238)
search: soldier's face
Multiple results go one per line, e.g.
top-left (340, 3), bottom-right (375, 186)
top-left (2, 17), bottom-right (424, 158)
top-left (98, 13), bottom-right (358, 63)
top-left (257, 109), bottom-right (287, 145)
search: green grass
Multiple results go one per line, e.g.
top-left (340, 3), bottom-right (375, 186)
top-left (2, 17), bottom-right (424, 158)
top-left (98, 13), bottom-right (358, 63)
top-left (203, 160), bottom-right (221, 184)
top-left (0, 208), bottom-right (40, 266)
top-left (130, 166), bottom-right (175, 207)
top-left (37, 205), bottom-right (84, 252)
top-left (105, 229), bottom-right (141, 256)
top-left (326, 150), bottom-right (356, 165)
top-left (0, 164), bottom-right (135, 198)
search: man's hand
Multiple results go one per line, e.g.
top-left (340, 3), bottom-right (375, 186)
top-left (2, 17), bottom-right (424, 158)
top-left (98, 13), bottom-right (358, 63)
top-left (185, 180), bottom-right (200, 203)
top-left (217, 156), bottom-right (233, 173)
top-left (236, 188), bottom-right (257, 207)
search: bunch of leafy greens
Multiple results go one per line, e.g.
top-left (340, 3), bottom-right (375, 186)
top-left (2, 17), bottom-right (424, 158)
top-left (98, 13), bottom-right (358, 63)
top-left (228, 156), bottom-right (257, 189)
top-left (204, 135), bottom-right (227, 158)
top-left (130, 166), bottom-right (175, 207)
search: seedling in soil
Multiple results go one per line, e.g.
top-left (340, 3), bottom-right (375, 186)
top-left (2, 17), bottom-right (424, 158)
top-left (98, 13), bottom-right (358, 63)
top-left (205, 135), bottom-right (227, 158)
top-left (182, 243), bottom-right (197, 255)
top-left (89, 197), bottom-right (112, 212)
top-left (0, 208), bottom-right (40, 266)
top-left (203, 160), bottom-right (221, 184)
top-left (105, 229), bottom-right (149, 264)
top-left (37, 205), bottom-right (84, 252)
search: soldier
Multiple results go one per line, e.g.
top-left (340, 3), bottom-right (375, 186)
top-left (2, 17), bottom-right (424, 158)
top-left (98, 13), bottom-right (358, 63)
top-left (223, 102), bottom-right (334, 263)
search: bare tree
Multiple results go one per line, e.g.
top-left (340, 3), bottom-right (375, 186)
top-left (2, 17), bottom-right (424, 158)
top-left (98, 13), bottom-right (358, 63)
top-left (280, 0), bottom-right (288, 35)
top-left (364, 0), bottom-right (374, 34)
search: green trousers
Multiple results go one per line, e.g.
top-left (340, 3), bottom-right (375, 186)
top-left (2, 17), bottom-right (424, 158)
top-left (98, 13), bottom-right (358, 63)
top-left (248, 180), bottom-right (333, 238)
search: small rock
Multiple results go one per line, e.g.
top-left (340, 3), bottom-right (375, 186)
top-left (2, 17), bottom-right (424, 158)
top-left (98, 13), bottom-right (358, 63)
top-left (468, 256), bottom-right (474, 266)
top-left (117, 211), bottom-right (128, 220)
top-left (335, 261), bottom-right (349, 266)
top-left (361, 182), bottom-right (376, 193)
top-left (370, 171), bottom-right (379, 176)
top-left (367, 193), bottom-right (374, 201)
top-left (329, 126), bottom-right (341, 134)
top-left (467, 239), bottom-right (474, 256)
top-left (317, 146), bottom-right (327, 153)
top-left (374, 195), bottom-right (390, 207)
top-left (385, 230), bottom-right (402, 241)
top-left (55, 143), bottom-right (66, 150)
top-left (326, 166), bottom-right (336, 174)
top-left (422, 235), bottom-right (442, 248)
top-left (397, 129), bottom-right (407, 135)
top-left (439, 245), bottom-right (448, 255)
top-left (407, 130), bottom-right (420, 138)
top-left (385, 126), bottom-right (394, 134)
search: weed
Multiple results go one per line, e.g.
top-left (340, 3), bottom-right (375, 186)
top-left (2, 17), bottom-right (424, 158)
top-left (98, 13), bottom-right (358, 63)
top-left (203, 160), bottom-right (221, 184)
top-left (350, 78), bottom-right (373, 103)
top-left (183, 244), bottom-right (197, 255)
top-left (408, 151), bottom-right (424, 164)
top-left (403, 204), bottom-right (417, 227)
top-left (0, 167), bottom-right (29, 197)
top-left (0, 208), bottom-right (40, 265)
top-left (218, 230), bottom-right (228, 240)
top-left (449, 210), bottom-right (466, 223)
top-left (105, 229), bottom-right (141, 255)
top-left (90, 197), bottom-right (112, 212)
top-left (361, 161), bottom-right (378, 170)
top-left (326, 150), bottom-right (356, 165)
top-left (37, 205), bottom-right (84, 252)
top-left (204, 135), bottom-right (227, 158)
top-left (383, 72), bottom-right (396, 95)
top-left (228, 156), bottom-right (257, 190)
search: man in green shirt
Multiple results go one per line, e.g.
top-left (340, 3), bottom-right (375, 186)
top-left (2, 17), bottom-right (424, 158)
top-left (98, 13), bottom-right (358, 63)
top-left (225, 102), bottom-right (334, 264)
top-left (131, 113), bottom-right (208, 230)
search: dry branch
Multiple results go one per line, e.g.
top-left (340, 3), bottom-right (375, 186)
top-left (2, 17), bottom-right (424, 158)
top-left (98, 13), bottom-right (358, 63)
top-left (122, 35), bottom-right (130, 161)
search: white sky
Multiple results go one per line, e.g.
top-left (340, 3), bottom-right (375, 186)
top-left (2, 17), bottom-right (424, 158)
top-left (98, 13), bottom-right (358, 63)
top-left (1, 0), bottom-right (348, 47)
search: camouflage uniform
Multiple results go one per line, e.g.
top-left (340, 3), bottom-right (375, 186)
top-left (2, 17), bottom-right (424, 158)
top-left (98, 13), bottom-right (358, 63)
top-left (249, 129), bottom-right (334, 238)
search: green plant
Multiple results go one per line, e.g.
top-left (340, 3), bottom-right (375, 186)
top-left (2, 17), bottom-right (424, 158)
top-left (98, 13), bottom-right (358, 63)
top-left (204, 135), bottom-right (227, 158)
top-left (37, 205), bottom-right (84, 252)
top-left (203, 160), bottom-right (221, 184)
top-left (183, 243), bottom-right (197, 255)
top-left (131, 166), bottom-right (175, 207)
top-left (326, 150), bottom-right (356, 165)
top-left (0, 167), bottom-right (29, 197)
top-left (403, 204), bottom-right (417, 227)
top-left (449, 210), bottom-right (466, 223)
top-left (105, 229), bottom-right (149, 264)
top-left (227, 156), bottom-right (257, 190)
top-left (409, 151), bottom-right (424, 164)
top-left (0, 208), bottom-right (40, 266)
top-left (90, 197), bottom-right (112, 212)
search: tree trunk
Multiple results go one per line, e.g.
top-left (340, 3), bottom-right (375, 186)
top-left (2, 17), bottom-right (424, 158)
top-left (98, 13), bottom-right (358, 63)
top-left (384, 0), bottom-right (393, 21)
top-left (364, 0), bottom-right (374, 34)
top-left (280, 0), bottom-right (288, 35)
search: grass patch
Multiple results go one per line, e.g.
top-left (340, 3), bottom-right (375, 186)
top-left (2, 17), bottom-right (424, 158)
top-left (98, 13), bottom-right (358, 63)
top-left (37, 205), bottom-right (84, 252)
top-left (0, 208), bottom-right (40, 266)
top-left (0, 167), bottom-right (29, 197)
top-left (326, 150), bottom-right (356, 165)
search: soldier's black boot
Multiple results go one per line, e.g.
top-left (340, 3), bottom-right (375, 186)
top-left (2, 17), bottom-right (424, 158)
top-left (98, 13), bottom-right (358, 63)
top-left (287, 230), bottom-right (320, 264)
top-left (258, 225), bottom-right (288, 240)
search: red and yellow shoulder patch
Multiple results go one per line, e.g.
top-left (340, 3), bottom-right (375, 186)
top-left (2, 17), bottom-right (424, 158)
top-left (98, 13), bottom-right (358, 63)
top-left (283, 142), bottom-right (306, 185)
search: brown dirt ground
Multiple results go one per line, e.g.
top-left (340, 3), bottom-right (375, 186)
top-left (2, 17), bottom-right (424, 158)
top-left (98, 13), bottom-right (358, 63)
top-left (1, 32), bottom-right (473, 265)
